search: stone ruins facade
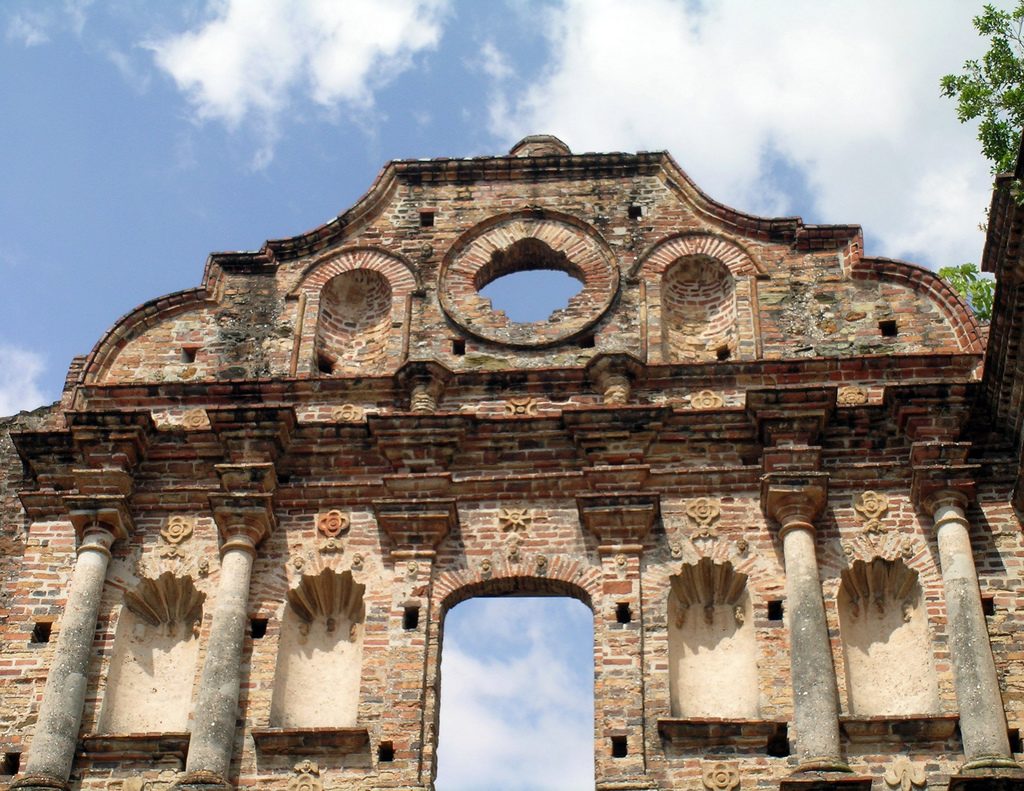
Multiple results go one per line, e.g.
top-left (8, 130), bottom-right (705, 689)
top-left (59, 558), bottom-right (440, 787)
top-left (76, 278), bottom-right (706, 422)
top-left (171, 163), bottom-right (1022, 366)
top-left (3, 134), bottom-right (1024, 791)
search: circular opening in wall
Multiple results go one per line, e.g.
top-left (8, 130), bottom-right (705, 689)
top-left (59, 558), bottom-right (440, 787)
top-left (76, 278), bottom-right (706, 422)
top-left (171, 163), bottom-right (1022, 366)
top-left (439, 216), bottom-right (618, 347)
top-left (479, 269), bottom-right (584, 323)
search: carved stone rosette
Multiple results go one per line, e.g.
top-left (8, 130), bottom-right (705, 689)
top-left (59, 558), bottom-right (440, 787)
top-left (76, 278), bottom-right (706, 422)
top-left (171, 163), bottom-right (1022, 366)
top-left (690, 390), bottom-right (724, 409)
top-left (331, 404), bottom-right (365, 422)
top-left (837, 386), bottom-right (868, 406)
top-left (853, 490), bottom-right (889, 534)
top-left (160, 515), bottom-right (195, 558)
top-left (505, 397), bottom-right (539, 416)
top-left (686, 497), bottom-right (721, 539)
top-left (702, 761), bottom-right (740, 791)
top-left (499, 507), bottom-right (532, 533)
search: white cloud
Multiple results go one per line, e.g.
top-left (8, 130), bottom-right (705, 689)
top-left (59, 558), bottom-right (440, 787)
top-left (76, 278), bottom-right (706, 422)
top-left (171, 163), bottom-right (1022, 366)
top-left (490, 0), bottom-right (994, 271)
top-left (6, 10), bottom-right (53, 46)
top-left (435, 598), bottom-right (594, 791)
top-left (148, 0), bottom-right (450, 161)
top-left (0, 345), bottom-right (47, 416)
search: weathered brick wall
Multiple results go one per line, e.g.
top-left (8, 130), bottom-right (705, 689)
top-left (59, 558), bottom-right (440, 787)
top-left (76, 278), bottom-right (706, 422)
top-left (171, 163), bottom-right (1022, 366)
top-left (0, 141), bottom-right (1017, 791)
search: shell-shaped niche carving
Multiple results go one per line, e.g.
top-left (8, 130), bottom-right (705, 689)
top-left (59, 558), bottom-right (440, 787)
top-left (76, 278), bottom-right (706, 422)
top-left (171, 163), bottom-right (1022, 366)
top-left (272, 569), bottom-right (367, 729)
top-left (670, 557), bottom-right (747, 617)
top-left (315, 269), bottom-right (392, 375)
top-left (123, 571), bottom-right (206, 628)
top-left (668, 559), bottom-right (758, 718)
top-left (838, 557), bottom-right (939, 716)
top-left (662, 255), bottom-right (736, 363)
top-left (99, 573), bottom-right (205, 734)
top-left (839, 557), bottom-right (917, 620)
top-left (287, 567), bottom-right (366, 625)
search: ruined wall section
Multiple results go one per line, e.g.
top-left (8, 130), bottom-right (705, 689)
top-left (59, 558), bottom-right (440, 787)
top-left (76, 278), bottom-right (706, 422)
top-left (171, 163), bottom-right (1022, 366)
top-left (85, 155), bottom-right (979, 391)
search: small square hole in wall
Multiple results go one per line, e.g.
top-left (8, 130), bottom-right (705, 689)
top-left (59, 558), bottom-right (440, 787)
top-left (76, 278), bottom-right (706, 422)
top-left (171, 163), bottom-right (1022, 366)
top-left (378, 742), bottom-right (395, 762)
top-left (766, 724), bottom-right (790, 757)
top-left (983, 596), bottom-right (996, 616)
top-left (615, 603), bottom-right (632, 624)
top-left (716, 345), bottom-right (731, 361)
top-left (403, 606), bottom-right (420, 630)
top-left (277, 473), bottom-right (292, 485)
top-left (451, 339), bottom-right (466, 356)
top-left (1, 752), bottom-right (20, 776)
top-left (628, 205), bottom-right (643, 219)
top-left (767, 600), bottom-right (784, 622)
top-left (1009, 727), bottom-right (1022, 753)
top-left (419, 211), bottom-right (435, 227)
top-left (30, 622), bottom-right (51, 644)
top-left (250, 618), bottom-right (268, 640)
top-left (878, 319), bottom-right (898, 337)
top-left (317, 354), bottom-right (333, 375)
top-left (611, 736), bottom-right (628, 758)
top-left (578, 334), bottom-right (595, 349)
top-left (180, 346), bottom-right (200, 363)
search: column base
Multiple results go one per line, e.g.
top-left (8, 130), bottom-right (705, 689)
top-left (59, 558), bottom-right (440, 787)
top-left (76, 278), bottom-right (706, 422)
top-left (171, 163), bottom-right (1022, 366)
top-left (949, 765), bottom-right (1024, 791)
top-left (169, 770), bottom-right (233, 791)
top-left (9, 775), bottom-right (70, 791)
top-left (780, 771), bottom-right (872, 791)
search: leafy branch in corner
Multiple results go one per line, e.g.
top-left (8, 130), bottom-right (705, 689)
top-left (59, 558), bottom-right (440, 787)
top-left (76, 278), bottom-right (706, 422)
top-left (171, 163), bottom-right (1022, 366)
top-left (938, 4), bottom-right (1017, 320)
top-left (938, 263), bottom-right (995, 321)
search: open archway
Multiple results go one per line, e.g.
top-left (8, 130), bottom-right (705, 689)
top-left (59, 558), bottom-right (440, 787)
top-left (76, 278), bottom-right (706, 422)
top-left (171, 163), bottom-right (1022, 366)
top-left (434, 580), bottom-right (595, 791)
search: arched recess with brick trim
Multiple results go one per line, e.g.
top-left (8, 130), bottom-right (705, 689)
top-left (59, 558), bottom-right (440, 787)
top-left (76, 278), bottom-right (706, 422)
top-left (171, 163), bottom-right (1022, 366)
top-left (294, 247), bottom-right (418, 376)
top-left (634, 233), bottom-right (764, 364)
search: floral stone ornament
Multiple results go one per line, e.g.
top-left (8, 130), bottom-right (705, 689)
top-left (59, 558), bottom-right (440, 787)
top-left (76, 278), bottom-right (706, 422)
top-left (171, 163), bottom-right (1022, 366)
top-left (686, 497), bottom-right (722, 540)
top-left (854, 490), bottom-right (889, 535)
top-left (288, 760), bottom-right (322, 791)
top-left (159, 515), bottom-right (194, 558)
top-left (703, 761), bottom-right (740, 791)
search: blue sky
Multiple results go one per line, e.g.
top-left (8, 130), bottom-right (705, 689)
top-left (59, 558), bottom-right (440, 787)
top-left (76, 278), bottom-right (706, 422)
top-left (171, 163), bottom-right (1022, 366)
top-left (0, 1), bottom-right (1001, 787)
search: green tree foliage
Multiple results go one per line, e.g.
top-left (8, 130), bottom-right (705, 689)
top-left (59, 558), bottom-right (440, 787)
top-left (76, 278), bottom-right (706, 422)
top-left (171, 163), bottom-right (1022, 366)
top-left (938, 4), bottom-right (1016, 321)
top-left (941, 3), bottom-right (1024, 175)
top-left (939, 263), bottom-right (995, 321)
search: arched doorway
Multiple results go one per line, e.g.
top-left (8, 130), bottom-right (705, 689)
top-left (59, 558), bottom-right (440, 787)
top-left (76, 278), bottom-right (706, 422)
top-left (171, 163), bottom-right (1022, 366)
top-left (434, 580), bottom-right (595, 791)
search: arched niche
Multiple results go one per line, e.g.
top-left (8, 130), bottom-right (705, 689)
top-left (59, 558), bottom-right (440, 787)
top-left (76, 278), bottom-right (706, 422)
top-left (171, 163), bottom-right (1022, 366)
top-left (99, 573), bottom-right (205, 734)
top-left (662, 255), bottom-right (737, 363)
top-left (668, 558), bottom-right (758, 718)
top-left (270, 568), bottom-right (366, 728)
top-left (838, 557), bottom-right (939, 716)
top-left (315, 269), bottom-right (393, 375)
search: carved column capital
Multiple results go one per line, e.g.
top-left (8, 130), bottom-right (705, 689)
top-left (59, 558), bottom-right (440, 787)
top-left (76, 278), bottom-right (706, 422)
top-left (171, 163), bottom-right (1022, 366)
top-left (207, 494), bottom-right (275, 557)
top-left (761, 473), bottom-right (828, 540)
top-left (585, 352), bottom-right (645, 406)
top-left (909, 441), bottom-right (978, 517)
top-left (395, 359), bottom-right (454, 414)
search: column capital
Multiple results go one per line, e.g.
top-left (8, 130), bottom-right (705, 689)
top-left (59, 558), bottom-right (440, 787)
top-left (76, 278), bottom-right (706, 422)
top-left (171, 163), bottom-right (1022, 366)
top-left (61, 494), bottom-right (133, 545)
top-left (395, 359), bottom-right (454, 414)
top-left (207, 493), bottom-right (275, 557)
top-left (585, 351), bottom-right (645, 405)
top-left (761, 473), bottom-right (828, 539)
top-left (909, 441), bottom-right (978, 516)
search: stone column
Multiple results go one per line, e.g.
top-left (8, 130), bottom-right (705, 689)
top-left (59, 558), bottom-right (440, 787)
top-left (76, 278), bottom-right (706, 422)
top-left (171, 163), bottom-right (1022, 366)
top-left (926, 490), bottom-right (1018, 771)
top-left (762, 475), bottom-right (850, 775)
top-left (14, 523), bottom-right (119, 791)
top-left (178, 473), bottom-right (276, 791)
top-left (181, 530), bottom-right (259, 786)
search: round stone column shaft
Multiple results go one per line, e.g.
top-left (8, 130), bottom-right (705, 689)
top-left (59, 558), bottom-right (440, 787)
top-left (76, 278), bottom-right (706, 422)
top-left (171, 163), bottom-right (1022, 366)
top-left (931, 493), bottom-right (1016, 769)
top-left (21, 526), bottom-right (116, 788)
top-left (779, 517), bottom-right (849, 773)
top-left (184, 536), bottom-right (257, 782)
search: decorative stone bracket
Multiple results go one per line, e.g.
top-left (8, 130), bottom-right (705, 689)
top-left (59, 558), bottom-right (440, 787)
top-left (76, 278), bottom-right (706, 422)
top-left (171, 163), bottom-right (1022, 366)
top-left (373, 498), bottom-right (457, 555)
top-left (747, 388), bottom-right (836, 448)
top-left (206, 406), bottom-right (295, 465)
top-left (908, 442), bottom-right (978, 513)
top-left (577, 492), bottom-right (660, 547)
